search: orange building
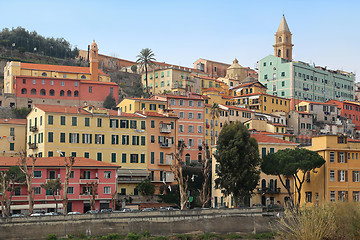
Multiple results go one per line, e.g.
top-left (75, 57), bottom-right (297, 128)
top-left (194, 58), bottom-right (230, 78)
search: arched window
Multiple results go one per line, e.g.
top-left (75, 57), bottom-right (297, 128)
top-left (40, 89), bottom-right (46, 96)
top-left (261, 179), bottom-right (266, 189)
top-left (81, 75), bottom-right (86, 79)
top-left (21, 88), bottom-right (27, 94)
top-left (42, 72), bottom-right (47, 77)
top-left (60, 90), bottom-right (65, 96)
top-left (49, 89), bottom-right (55, 96)
top-left (74, 90), bottom-right (79, 97)
top-left (31, 89), bottom-right (36, 95)
top-left (278, 49), bottom-right (281, 57)
top-left (67, 90), bottom-right (71, 97)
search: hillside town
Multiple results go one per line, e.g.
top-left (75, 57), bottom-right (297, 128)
top-left (0, 15), bottom-right (359, 219)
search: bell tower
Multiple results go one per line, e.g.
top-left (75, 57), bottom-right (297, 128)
top-left (273, 15), bottom-right (293, 61)
top-left (89, 40), bottom-right (99, 81)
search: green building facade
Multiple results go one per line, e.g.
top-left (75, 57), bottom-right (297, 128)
top-left (258, 55), bottom-right (355, 104)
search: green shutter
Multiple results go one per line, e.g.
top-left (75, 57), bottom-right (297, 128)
top-left (160, 152), bottom-right (164, 164)
top-left (122, 153), bottom-right (126, 163)
top-left (111, 153), bottom-right (116, 163)
top-left (151, 152), bottom-right (154, 164)
top-left (141, 154), bottom-right (145, 163)
top-left (141, 136), bottom-right (145, 145)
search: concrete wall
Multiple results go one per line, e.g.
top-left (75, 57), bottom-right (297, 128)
top-left (0, 208), bottom-right (276, 240)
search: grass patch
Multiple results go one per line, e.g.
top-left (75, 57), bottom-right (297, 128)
top-left (226, 233), bottom-right (243, 239)
top-left (198, 233), bottom-right (223, 240)
top-left (246, 232), bottom-right (275, 239)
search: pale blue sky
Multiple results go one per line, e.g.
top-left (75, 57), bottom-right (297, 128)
top-left (1, 0), bottom-right (359, 79)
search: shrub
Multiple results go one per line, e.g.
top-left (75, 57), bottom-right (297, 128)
top-left (105, 233), bottom-right (125, 240)
top-left (126, 232), bottom-right (141, 240)
top-left (141, 231), bottom-right (151, 238)
top-left (47, 234), bottom-right (57, 240)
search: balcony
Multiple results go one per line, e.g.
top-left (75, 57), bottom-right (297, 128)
top-left (28, 143), bottom-right (37, 149)
top-left (160, 123), bottom-right (172, 133)
top-left (117, 176), bottom-right (147, 183)
top-left (29, 126), bottom-right (38, 132)
top-left (257, 187), bottom-right (281, 194)
top-left (160, 142), bottom-right (172, 148)
top-left (79, 178), bottom-right (99, 184)
top-left (159, 155), bottom-right (173, 166)
top-left (45, 195), bottom-right (61, 200)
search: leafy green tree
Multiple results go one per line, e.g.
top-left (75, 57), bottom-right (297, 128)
top-left (11, 107), bottom-right (31, 119)
top-left (0, 166), bottom-right (25, 217)
top-left (261, 148), bottom-right (325, 207)
top-left (131, 64), bottom-right (137, 73)
top-left (41, 178), bottom-right (62, 212)
top-left (214, 122), bottom-right (261, 207)
top-left (210, 103), bottom-right (220, 145)
top-left (137, 179), bottom-right (155, 197)
top-left (103, 94), bottom-right (117, 109)
top-left (136, 48), bottom-right (156, 94)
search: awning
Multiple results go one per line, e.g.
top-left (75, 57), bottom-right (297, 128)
top-left (10, 203), bottom-right (63, 210)
top-left (117, 169), bottom-right (149, 177)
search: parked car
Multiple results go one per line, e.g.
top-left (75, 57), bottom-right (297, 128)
top-left (11, 213), bottom-right (25, 218)
top-left (159, 206), bottom-right (179, 211)
top-left (30, 213), bottom-right (44, 217)
top-left (85, 210), bottom-right (99, 214)
top-left (100, 209), bottom-right (112, 213)
top-left (120, 208), bottom-right (131, 212)
top-left (45, 212), bottom-right (61, 216)
top-left (141, 208), bottom-right (157, 212)
top-left (67, 211), bottom-right (81, 215)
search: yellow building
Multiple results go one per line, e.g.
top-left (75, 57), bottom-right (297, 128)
top-left (142, 68), bottom-right (202, 95)
top-left (117, 98), bottom-right (167, 113)
top-left (26, 104), bottom-right (150, 195)
top-left (234, 93), bottom-right (290, 114)
top-left (302, 135), bottom-right (360, 205)
top-left (243, 119), bottom-right (287, 134)
top-left (230, 81), bottom-right (267, 97)
top-left (211, 133), bottom-right (298, 208)
top-left (0, 118), bottom-right (26, 157)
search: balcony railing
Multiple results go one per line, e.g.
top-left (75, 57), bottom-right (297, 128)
top-left (160, 124), bottom-right (172, 133)
top-left (29, 126), bottom-right (38, 132)
top-left (79, 178), bottom-right (99, 184)
top-left (160, 142), bottom-right (172, 148)
top-left (257, 187), bottom-right (281, 194)
top-left (117, 176), bottom-right (147, 183)
top-left (28, 143), bottom-right (37, 149)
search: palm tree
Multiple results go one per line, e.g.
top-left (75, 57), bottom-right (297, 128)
top-left (210, 103), bottom-right (221, 145)
top-left (136, 48), bottom-right (156, 95)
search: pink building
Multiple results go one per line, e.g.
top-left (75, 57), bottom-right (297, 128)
top-left (153, 93), bottom-right (205, 164)
top-left (0, 157), bottom-right (119, 214)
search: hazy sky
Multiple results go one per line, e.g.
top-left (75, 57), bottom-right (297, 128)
top-left (1, 0), bottom-right (359, 80)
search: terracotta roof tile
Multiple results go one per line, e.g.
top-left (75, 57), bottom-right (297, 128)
top-left (0, 118), bottom-right (27, 125)
top-left (251, 134), bottom-right (298, 145)
top-left (0, 157), bottom-right (120, 168)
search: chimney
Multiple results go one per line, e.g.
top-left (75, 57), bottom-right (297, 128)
top-left (142, 108), bottom-right (146, 115)
top-left (118, 108), bottom-right (121, 116)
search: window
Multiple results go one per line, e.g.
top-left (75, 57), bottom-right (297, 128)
top-left (67, 187), bottom-right (74, 194)
top-left (330, 191), bottom-right (335, 202)
top-left (179, 125), bottom-right (184, 133)
top-left (197, 113), bottom-right (203, 119)
top-left (111, 135), bottom-right (119, 144)
top-left (141, 136), bottom-right (146, 146)
top-left (82, 134), bottom-right (92, 144)
top-left (61, 81), bottom-right (64, 86)
top-left (330, 152), bottom-right (335, 163)
top-left (89, 86), bottom-right (93, 93)
top-left (330, 170), bottom-right (335, 182)
top-left (338, 152), bottom-right (345, 163)
top-left (179, 112), bottom-right (185, 119)
top-left (141, 154), bottom-right (145, 163)
top-left (120, 120), bottom-right (129, 128)
top-left (188, 138), bottom-right (194, 147)
top-left (151, 135), bottom-right (155, 143)
top-left (353, 171), bottom-right (359, 182)
top-left (130, 120), bottom-right (137, 129)
top-left (122, 153), bottom-right (126, 163)
top-left (151, 152), bottom-right (155, 164)
top-left (141, 121), bottom-right (146, 130)
top-left (97, 152), bottom-right (102, 161)
top-left (197, 101), bottom-right (203, 107)
top-left (130, 154), bottom-right (139, 163)
top-left (48, 115), bottom-right (54, 125)
top-left (97, 118), bottom-right (102, 127)
top-left (60, 133), bottom-right (66, 143)
top-left (104, 186), bottom-right (111, 194)
top-left (188, 125), bottom-right (194, 133)
top-left (34, 171), bottom-right (42, 178)
top-left (198, 125), bottom-right (203, 133)
top-left (132, 136), bottom-right (139, 145)
top-left (84, 152), bottom-right (89, 158)
top-left (188, 100), bottom-right (194, 107)
top-left (188, 112), bottom-right (194, 119)
top-left (69, 133), bottom-right (79, 143)
top-left (122, 135), bottom-right (129, 145)
top-left (305, 192), bottom-right (312, 203)
top-left (179, 100), bottom-right (185, 106)
top-left (270, 148), bottom-right (275, 153)
top-left (339, 170), bottom-right (347, 182)
top-left (151, 120), bottom-right (155, 128)
top-left (10, 143), bottom-right (14, 151)
top-left (72, 117), bottom-right (77, 126)
top-left (95, 134), bottom-right (104, 144)
top-left (60, 116), bottom-right (66, 125)
top-left (48, 132), bottom-right (53, 143)
top-left (85, 118), bottom-right (90, 127)
top-left (354, 191), bottom-right (360, 202)
top-left (48, 151), bottom-right (53, 157)
top-left (60, 90), bottom-right (64, 96)
top-left (261, 148), bottom-right (266, 158)
top-left (104, 171), bottom-right (112, 179)
top-left (34, 187), bottom-right (41, 195)
top-left (149, 104), bottom-right (156, 110)
top-left (170, 99), bottom-right (176, 106)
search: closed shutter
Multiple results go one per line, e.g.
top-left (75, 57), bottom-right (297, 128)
top-left (345, 152), bottom-right (348, 163)
top-left (338, 170), bottom-right (340, 182)
top-left (345, 170), bottom-right (348, 182)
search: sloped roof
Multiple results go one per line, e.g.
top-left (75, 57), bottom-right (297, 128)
top-left (0, 118), bottom-right (27, 125)
top-left (0, 157), bottom-right (120, 168)
top-left (251, 134), bottom-right (297, 145)
top-left (277, 15), bottom-right (291, 32)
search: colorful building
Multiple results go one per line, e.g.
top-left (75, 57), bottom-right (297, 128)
top-left (302, 135), bottom-right (360, 205)
top-left (0, 157), bottom-right (118, 214)
top-left (258, 16), bottom-right (354, 104)
top-left (0, 118), bottom-right (26, 157)
top-left (153, 93), bottom-right (205, 163)
top-left (4, 41), bottom-right (119, 108)
top-left (26, 104), bottom-right (148, 195)
top-left (117, 98), bottom-right (167, 113)
top-left (193, 58), bottom-right (230, 78)
top-left (211, 133), bottom-right (298, 208)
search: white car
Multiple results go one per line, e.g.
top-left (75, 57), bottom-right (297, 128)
top-left (30, 213), bottom-right (44, 217)
top-left (67, 211), bottom-right (81, 215)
